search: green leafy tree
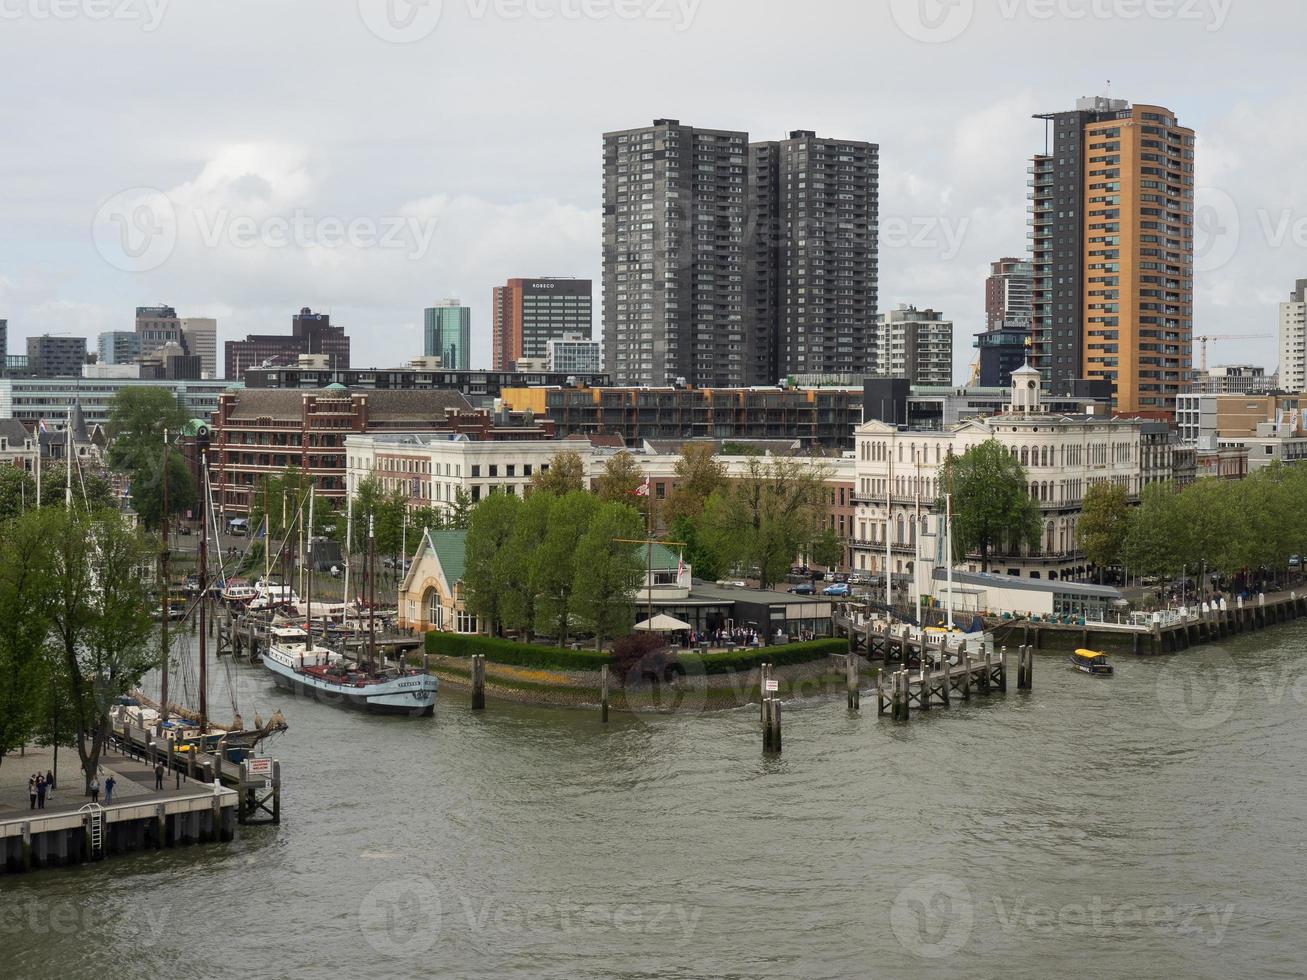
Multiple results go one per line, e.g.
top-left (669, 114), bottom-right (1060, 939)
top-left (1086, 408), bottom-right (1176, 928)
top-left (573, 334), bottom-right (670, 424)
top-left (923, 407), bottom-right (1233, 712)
top-left (52, 462), bottom-right (116, 513)
top-left (572, 501), bottom-right (645, 650)
top-left (0, 509), bottom-right (54, 769)
top-left (663, 443), bottom-right (727, 524)
top-left (531, 492), bottom-right (599, 643)
top-left (501, 491), bottom-right (555, 637)
top-left (807, 526), bottom-right (846, 571)
top-left (530, 450), bottom-right (587, 495)
top-left (105, 386), bottom-right (189, 473)
top-left (0, 466), bottom-right (37, 522)
top-left (595, 451), bottom-right (644, 502)
top-left (1122, 482), bottom-right (1185, 578)
top-left (128, 448), bottom-right (197, 532)
top-left (47, 507), bottom-right (156, 794)
top-left (463, 493), bottom-right (523, 636)
top-left (1078, 482), bottom-right (1130, 580)
top-left (1177, 478), bottom-right (1241, 576)
top-left (445, 489), bottom-right (475, 530)
top-left (666, 514), bottom-right (721, 582)
top-left (938, 441), bottom-right (1041, 571)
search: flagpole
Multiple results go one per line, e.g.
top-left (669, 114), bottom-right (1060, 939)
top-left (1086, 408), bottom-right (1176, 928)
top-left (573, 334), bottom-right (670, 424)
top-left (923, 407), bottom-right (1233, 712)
top-left (35, 421), bottom-right (42, 509)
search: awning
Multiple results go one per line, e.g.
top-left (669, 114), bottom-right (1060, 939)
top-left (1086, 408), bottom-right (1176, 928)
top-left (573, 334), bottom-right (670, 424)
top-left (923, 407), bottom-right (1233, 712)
top-left (635, 614), bottom-right (694, 632)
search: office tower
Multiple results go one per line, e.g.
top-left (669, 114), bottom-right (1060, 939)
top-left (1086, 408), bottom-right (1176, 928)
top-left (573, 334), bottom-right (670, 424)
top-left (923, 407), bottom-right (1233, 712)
top-left (750, 131), bottom-right (879, 382)
top-left (603, 119), bottom-right (748, 387)
top-left (26, 335), bottom-right (88, 377)
top-left (1030, 97), bottom-right (1194, 414)
top-left (985, 257), bottom-right (1033, 329)
top-left (1279, 280), bottom-right (1307, 393)
top-left (181, 317), bottom-right (219, 378)
top-left (975, 321), bottom-right (1032, 388)
top-left (0, 319), bottom-right (7, 363)
top-left (874, 305), bottom-right (953, 386)
top-left (224, 307), bottom-right (350, 380)
top-left (424, 300), bottom-right (472, 370)
top-left (491, 278), bottom-right (593, 370)
top-left (98, 330), bottom-right (141, 365)
top-left (135, 304), bottom-right (182, 357)
top-left (546, 334), bottom-right (602, 375)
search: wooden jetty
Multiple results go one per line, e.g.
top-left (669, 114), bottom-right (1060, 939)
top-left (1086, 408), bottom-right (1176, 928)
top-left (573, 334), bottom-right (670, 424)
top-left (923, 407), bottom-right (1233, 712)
top-left (875, 646), bottom-right (1027, 721)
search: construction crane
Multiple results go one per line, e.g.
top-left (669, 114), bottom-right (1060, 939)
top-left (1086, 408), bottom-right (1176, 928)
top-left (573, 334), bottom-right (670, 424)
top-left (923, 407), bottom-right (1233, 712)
top-left (1195, 334), bottom-right (1273, 373)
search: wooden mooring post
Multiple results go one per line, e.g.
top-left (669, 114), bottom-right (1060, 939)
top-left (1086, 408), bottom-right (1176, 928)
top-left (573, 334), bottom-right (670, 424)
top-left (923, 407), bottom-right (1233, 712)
top-left (846, 654), bottom-right (860, 711)
top-left (600, 664), bottom-right (610, 723)
top-left (759, 663), bottom-right (771, 722)
top-left (762, 697), bottom-right (782, 753)
top-left (471, 654), bottom-right (486, 711)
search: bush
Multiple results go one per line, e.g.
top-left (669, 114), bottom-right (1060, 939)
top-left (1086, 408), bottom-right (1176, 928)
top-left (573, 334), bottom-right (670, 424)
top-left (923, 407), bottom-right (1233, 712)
top-left (424, 632), bottom-right (610, 671)
top-left (680, 639), bottom-right (845, 676)
top-left (610, 633), bottom-right (675, 687)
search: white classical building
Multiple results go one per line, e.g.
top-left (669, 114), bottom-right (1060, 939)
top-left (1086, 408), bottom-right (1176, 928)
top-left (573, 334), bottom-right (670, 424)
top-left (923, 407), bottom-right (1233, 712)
top-left (851, 364), bottom-right (1148, 584)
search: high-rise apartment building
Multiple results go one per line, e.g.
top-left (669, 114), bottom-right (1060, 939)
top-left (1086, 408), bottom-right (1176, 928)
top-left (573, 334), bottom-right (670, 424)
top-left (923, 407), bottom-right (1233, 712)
top-left (750, 131), bottom-right (879, 382)
top-left (26, 335), bottom-right (88, 377)
top-left (985, 257), bottom-right (1033, 329)
top-left (425, 300), bottom-right (472, 370)
top-left (98, 330), bottom-right (141, 365)
top-left (874, 305), bottom-right (953, 386)
top-left (491, 278), bottom-right (592, 370)
top-left (135, 305), bottom-right (182, 356)
top-left (181, 317), bottom-right (219, 378)
top-left (1030, 98), bottom-right (1194, 414)
top-left (224, 307), bottom-right (350, 380)
top-left (0, 319), bottom-right (7, 362)
top-left (603, 120), bottom-right (748, 387)
top-left (1279, 280), bottom-right (1307, 393)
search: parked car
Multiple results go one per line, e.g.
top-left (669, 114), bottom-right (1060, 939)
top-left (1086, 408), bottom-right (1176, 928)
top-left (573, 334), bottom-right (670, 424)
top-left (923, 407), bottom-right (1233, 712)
top-left (788, 584), bottom-right (816, 596)
top-left (822, 583), bottom-right (851, 598)
top-left (1290, 555), bottom-right (1302, 568)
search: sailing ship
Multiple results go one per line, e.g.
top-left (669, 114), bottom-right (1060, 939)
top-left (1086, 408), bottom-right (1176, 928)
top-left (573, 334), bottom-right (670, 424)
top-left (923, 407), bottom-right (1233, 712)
top-left (260, 504), bottom-right (436, 716)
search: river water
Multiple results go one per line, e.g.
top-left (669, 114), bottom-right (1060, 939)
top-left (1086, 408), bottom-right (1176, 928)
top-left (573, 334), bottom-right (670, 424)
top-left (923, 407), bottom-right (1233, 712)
top-left (3, 624), bottom-right (1306, 979)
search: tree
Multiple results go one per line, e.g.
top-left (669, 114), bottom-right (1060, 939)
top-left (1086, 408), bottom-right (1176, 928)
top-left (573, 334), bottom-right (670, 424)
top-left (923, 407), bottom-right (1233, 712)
top-left (500, 491), bottom-right (555, 637)
top-left (1078, 482), bottom-right (1130, 580)
top-left (698, 457), bottom-right (833, 589)
top-left (47, 507), bottom-right (156, 794)
top-left (463, 493), bottom-right (523, 636)
top-left (445, 489), bottom-right (475, 530)
top-left (0, 466), bottom-right (37, 523)
top-left (530, 450), bottom-right (586, 495)
top-left (531, 492), bottom-right (598, 643)
top-left (666, 514), bottom-right (721, 582)
top-left (938, 441), bottom-right (1041, 571)
top-left (663, 444), bottom-right (727, 523)
top-left (52, 462), bottom-right (116, 513)
top-left (807, 526), bottom-right (846, 571)
top-left (572, 502), bottom-right (645, 650)
top-left (1122, 482), bottom-right (1184, 579)
top-left (595, 451), bottom-right (644, 502)
top-left (106, 386), bottom-right (189, 473)
top-left (0, 509), bottom-right (54, 769)
top-left (128, 448), bottom-right (197, 531)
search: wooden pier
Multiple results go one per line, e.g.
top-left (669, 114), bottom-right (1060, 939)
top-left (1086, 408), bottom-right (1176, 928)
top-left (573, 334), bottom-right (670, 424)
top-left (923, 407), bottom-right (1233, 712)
top-left (875, 646), bottom-right (1023, 721)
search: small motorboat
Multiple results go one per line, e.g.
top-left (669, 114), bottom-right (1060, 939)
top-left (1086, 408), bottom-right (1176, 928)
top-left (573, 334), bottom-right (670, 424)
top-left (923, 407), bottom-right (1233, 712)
top-left (1069, 649), bottom-right (1114, 676)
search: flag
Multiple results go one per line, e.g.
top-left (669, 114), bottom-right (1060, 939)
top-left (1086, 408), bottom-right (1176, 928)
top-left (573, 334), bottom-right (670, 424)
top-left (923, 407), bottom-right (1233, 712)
top-left (677, 551), bottom-right (686, 580)
top-left (631, 477), bottom-right (651, 498)
top-left (38, 419), bottom-right (47, 434)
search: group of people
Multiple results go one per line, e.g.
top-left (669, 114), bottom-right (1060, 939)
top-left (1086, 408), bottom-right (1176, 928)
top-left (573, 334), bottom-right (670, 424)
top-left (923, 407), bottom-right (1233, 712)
top-left (692, 627), bottom-right (761, 648)
top-left (26, 770), bottom-right (55, 810)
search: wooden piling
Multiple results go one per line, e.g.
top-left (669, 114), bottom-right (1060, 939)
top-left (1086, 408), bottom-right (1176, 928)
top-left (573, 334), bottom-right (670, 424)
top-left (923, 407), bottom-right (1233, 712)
top-left (600, 664), bottom-right (610, 723)
top-left (471, 654), bottom-right (486, 711)
top-left (846, 653), bottom-right (859, 711)
top-left (760, 663), bottom-right (771, 722)
top-left (763, 697), bottom-right (782, 752)
top-left (876, 669), bottom-right (886, 716)
top-left (961, 652), bottom-right (972, 699)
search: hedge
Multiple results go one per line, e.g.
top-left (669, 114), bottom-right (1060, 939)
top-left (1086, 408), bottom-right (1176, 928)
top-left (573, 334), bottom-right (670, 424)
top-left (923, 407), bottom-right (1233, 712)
top-left (424, 632), bottom-right (611, 671)
top-left (424, 633), bottom-right (845, 675)
top-left (675, 639), bottom-right (846, 676)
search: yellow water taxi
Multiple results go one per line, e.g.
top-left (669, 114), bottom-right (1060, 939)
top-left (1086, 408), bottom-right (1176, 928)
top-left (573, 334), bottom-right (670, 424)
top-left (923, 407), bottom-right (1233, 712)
top-left (1069, 649), bottom-right (1114, 676)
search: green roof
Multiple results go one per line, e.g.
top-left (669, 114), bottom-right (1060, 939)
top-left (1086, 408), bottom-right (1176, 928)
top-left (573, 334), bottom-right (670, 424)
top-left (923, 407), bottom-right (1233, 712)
top-left (324, 382), bottom-right (349, 392)
top-left (181, 418), bottom-right (209, 436)
top-left (647, 542), bottom-right (680, 571)
top-left (427, 529), bottom-right (468, 584)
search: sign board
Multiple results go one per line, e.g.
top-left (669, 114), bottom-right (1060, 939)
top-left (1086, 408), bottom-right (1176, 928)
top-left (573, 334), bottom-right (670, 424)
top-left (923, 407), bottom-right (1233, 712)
top-left (247, 757), bottom-right (272, 776)
top-left (764, 679), bottom-right (779, 693)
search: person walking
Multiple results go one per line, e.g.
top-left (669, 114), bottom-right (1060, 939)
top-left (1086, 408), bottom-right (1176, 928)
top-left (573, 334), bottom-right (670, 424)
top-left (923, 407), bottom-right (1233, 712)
top-left (104, 775), bottom-right (116, 805)
top-left (28, 775), bottom-right (36, 811)
top-left (35, 775), bottom-right (46, 810)
top-left (89, 776), bottom-right (100, 803)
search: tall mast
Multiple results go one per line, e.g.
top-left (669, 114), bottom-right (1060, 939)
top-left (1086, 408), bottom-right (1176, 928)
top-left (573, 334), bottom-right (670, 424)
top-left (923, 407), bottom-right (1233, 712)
top-left (945, 491), bottom-right (955, 631)
top-left (307, 486), bottom-right (315, 645)
top-left (885, 434), bottom-right (894, 613)
top-left (368, 514), bottom-right (376, 671)
top-left (914, 451), bottom-right (922, 624)
top-left (263, 480), bottom-right (270, 585)
top-left (35, 421), bottom-right (41, 508)
top-left (198, 450), bottom-right (209, 732)
top-left (344, 490), bottom-right (353, 617)
top-left (160, 430), bottom-right (171, 723)
top-left (64, 406), bottom-right (72, 509)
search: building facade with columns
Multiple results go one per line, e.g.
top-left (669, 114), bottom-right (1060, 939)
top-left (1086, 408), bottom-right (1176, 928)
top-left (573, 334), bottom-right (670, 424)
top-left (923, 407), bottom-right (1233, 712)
top-left (851, 364), bottom-right (1150, 585)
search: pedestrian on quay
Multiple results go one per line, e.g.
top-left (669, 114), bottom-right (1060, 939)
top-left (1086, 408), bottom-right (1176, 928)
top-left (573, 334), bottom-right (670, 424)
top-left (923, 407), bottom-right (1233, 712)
top-left (46, 768), bottom-right (55, 791)
top-left (104, 774), bottom-right (116, 804)
top-left (154, 762), bottom-right (165, 790)
top-left (35, 774), bottom-right (46, 810)
top-left (28, 775), bottom-right (36, 810)
top-left (89, 776), bottom-right (100, 803)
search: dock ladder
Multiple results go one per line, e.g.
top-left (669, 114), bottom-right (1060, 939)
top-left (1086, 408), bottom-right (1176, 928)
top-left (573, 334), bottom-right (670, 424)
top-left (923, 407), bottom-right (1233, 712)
top-left (80, 803), bottom-right (106, 857)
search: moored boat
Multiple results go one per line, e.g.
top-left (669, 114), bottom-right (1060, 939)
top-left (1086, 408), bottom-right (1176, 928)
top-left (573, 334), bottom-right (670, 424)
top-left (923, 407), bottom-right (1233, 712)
top-left (1070, 649), bottom-right (1114, 676)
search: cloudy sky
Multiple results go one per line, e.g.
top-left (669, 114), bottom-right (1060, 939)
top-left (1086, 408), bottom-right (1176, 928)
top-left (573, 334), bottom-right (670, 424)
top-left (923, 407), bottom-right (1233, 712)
top-left (1, 0), bottom-right (1300, 380)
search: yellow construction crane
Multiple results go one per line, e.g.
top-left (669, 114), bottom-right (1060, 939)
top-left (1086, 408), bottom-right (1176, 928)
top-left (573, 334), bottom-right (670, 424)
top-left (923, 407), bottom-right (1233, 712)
top-left (1196, 334), bottom-right (1273, 373)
